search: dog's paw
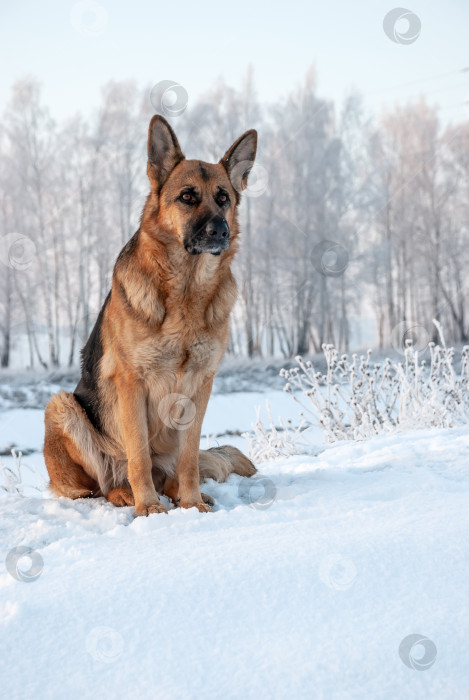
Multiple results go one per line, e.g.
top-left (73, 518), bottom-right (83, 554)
top-left (134, 501), bottom-right (168, 516)
top-left (107, 486), bottom-right (135, 507)
top-left (201, 492), bottom-right (215, 506)
top-left (179, 500), bottom-right (213, 513)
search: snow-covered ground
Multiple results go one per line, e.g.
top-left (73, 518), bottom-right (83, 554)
top-left (1, 376), bottom-right (468, 699)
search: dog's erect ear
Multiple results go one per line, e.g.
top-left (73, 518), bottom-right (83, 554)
top-left (147, 115), bottom-right (184, 189)
top-left (220, 130), bottom-right (258, 194)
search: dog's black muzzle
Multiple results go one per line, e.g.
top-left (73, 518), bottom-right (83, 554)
top-left (184, 215), bottom-right (230, 256)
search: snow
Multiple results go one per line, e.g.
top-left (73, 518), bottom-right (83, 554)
top-left (1, 388), bottom-right (469, 699)
top-left (0, 409), bottom-right (46, 455)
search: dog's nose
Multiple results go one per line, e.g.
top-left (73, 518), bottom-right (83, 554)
top-left (205, 217), bottom-right (229, 239)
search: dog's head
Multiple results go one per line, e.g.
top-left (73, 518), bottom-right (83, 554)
top-left (146, 115), bottom-right (257, 256)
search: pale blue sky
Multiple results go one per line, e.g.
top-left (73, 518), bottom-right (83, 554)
top-left (0, 0), bottom-right (467, 124)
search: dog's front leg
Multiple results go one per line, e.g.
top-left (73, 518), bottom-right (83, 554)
top-left (115, 374), bottom-right (167, 516)
top-left (176, 377), bottom-right (214, 512)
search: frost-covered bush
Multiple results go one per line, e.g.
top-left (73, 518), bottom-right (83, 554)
top-left (247, 323), bottom-right (469, 458)
top-left (0, 450), bottom-right (44, 496)
top-left (283, 341), bottom-right (469, 442)
top-left (243, 404), bottom-right (312, 463)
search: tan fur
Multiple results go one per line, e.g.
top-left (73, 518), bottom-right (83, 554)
top-left (44, 116), bottom-right (257, 515)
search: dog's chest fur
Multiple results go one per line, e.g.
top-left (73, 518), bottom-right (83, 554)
top-left (136, 315), bottom-right (225, 377)
top-left (111, 257), bottom-right (234, 390)
top-left (138, 293), bottom-right (229, 459)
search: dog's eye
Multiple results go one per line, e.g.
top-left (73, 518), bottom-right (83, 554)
top-left (181, 192), bottom-right (193, 202)
top-left (217, 193), bottom-right (229, 205)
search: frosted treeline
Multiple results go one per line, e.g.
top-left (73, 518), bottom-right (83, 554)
top-left (1, 69), bottom-right (468, 367)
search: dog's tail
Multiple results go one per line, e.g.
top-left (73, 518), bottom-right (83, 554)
top-left (198, 445), bottom-right (256, 483)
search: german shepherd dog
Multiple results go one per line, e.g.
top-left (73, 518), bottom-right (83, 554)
top-left (44, 115), bottom-right (257, 516)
